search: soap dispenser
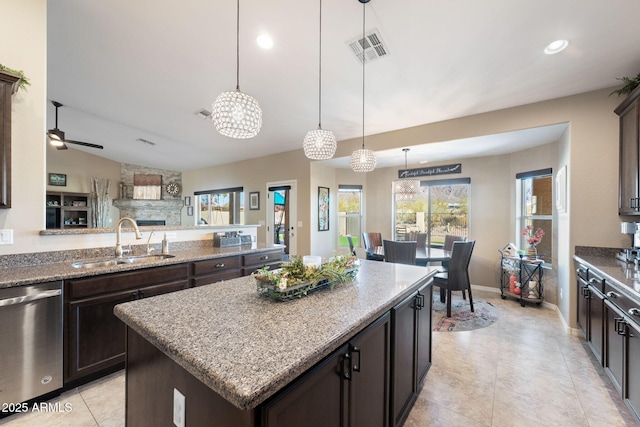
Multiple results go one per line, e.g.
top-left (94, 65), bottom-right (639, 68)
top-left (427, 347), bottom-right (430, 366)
top-left (162, 232), bottom-right (169, 254)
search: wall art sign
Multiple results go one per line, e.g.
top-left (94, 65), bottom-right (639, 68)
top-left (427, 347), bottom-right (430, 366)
top-left (318, 187), bottom-right (329, 231)
top-left (49, 173), bottom-right (67, 186)
top-left (398, 163), bottom-right (462, 179)
top-left (249, 192), bottom-right (260, 210)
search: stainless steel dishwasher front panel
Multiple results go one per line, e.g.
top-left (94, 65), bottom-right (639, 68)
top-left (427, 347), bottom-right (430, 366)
top-left (0, 281), bottom-right (63, 404)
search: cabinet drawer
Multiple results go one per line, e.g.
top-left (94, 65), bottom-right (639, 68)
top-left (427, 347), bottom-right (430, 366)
top-left (242, 261), bottom-right (282, 277)
top-left (67, 264), bottom-right (189, 300)
top-left (604, 281), bottom-right (640, 322)
top-left (192, 269), bottom-right (242, 287)
top-left (243, 250), bottom-right (283, 267)
top-left (191, 256), bottom-right (242, 276)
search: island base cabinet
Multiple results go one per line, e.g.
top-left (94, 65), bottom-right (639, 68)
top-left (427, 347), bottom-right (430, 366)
top-left (263, 312), bottom-right (390, 427)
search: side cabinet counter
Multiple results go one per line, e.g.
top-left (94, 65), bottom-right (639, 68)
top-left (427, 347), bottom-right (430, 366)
top-left (115, 260), bottom-right (438, 426)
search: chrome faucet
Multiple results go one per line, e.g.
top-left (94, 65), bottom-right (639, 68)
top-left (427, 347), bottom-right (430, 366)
top-left (115, 217), bottom-right (143, 257)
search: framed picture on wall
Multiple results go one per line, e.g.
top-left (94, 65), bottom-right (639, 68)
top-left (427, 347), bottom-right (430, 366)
top-left (318, 186), bottom-right (329, 231)
top-left (48, 173), bottom-right (67, 186)
top-left (249, 192), bottom-right (260, 210)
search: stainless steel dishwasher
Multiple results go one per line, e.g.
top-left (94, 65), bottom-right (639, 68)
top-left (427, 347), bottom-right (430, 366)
top-left (0, 281), bottom-right (63, 404)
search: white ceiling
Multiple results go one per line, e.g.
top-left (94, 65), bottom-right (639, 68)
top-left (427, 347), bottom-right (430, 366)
top-left (47, 0), bottom-right (640, 172)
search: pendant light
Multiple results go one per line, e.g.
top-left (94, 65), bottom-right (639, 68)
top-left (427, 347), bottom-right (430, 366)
top-left (303, 0), bottom-right (337, 160)
top-left (394, 148), bottom-right (420, 201)
top-left (211, 0), bottom-right (262, 139)
top-left (350, 0), bottom-right (376, 173)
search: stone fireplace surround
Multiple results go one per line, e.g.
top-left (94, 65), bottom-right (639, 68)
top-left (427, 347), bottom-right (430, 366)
top-left (112, 163), bottom-right (183, 226)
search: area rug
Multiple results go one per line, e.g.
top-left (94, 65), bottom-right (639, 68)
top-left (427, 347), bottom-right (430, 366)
top-left (432, 293), bottom-right (499, 332)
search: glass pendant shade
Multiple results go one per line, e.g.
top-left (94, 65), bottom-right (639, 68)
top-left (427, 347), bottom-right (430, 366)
top-left (303, 128), bottom-right (337, 160)
top-left (211, 89), bottom-right (262, 139)
top-left (394, 179), bottom-right (420, 201)
top-left (350, 147), bottom-right (377, 173)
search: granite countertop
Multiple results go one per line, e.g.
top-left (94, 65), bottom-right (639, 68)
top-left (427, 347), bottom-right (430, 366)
top-left (0, 244), bottom-right (282, 289)
top-left (574, 246), bottom-right (640, 299)
top-left (114, 260), bottom-right (438, 411)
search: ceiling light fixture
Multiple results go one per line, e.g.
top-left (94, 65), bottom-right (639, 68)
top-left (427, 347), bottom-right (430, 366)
top-left (350, 0), bottom-right (376, 173)
top-left (211, 0), bottom-right (262, 139)
top-left (544, 39), bottom-right (568, 55)
top-left (256, 34), bottom-right (273, 49)
top-left (394, 148), bottom-right (419, 201)
top-left (303, 0), bottom-right (337, 160)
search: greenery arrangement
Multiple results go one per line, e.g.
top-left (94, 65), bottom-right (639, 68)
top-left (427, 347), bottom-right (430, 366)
top-left (0, 64), bottom-right (30, 93)
top-left (610, 73), bottom-right (640, 97)
top-left (253, 254), bottom-right (359, 301)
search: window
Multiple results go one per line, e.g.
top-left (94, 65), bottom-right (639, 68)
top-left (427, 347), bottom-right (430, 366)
top-left (338, 185), bottom-right (363, 248)
top-left (393, 178), bottom-right (470, 247)
top-left (516, 169), bottom-right (552, 262)
top-left (194, 187), bottom-right (244, 225)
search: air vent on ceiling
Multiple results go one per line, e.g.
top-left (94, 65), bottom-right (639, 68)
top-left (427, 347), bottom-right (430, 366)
top-left (197, 108), bottom-right (212, 119)
top-left (348, 28), bottom-right (389, 64)
top-left (136, 138), bottom-right (156, 146)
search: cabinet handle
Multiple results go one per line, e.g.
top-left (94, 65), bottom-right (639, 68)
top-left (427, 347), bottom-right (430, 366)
top-left (131, 291), bottom-right (139, 300)
top-left (215, 263), bottom-right (225, 268)
top-left (629, 308), bottom-right (640, 317)
top-left (260, 255), bottom-right (269, 260)
top-left (582, 286), bottom-right (590, 299)
top-left (606, 291), bottom-right (618, 298)
top-left (351, 346), bottom-right (361, 373)
top-left (415, 292), bottom-right (424, 310)
top-left (342, 352), bottom-right (352, 381)
top-left (615, 317), bottom-right (627, 336)
top-left (138, 290), bottom-right (145, 299)
top-left (588, 278), bottom-right (600, 285)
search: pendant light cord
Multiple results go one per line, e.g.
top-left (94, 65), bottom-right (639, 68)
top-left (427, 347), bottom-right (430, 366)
top-left (236, 0), bottom-right (240, 91)
top-left (318, 0), bottom-right (323, 128)
top-left (361, 1), bottom-right (366, 149)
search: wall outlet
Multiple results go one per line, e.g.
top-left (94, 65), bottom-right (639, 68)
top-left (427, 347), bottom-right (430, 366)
top-left (559, 288), bottom-right (563, 300)
top-left (0, 229), bottom-right (13, 245)
top-left (173, 388), bottom-right (185, 427)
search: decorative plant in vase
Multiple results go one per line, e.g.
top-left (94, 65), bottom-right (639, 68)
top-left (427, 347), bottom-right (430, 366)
top-left (521, 225), bottom-right (544, 258)
top-left (252, 254), bottom-right (358, 301)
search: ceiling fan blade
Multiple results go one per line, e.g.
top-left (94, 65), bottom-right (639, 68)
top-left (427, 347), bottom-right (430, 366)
top-left (65, 139), bottom-right (104, 150)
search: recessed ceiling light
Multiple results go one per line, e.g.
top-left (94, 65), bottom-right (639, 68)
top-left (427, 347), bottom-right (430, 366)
top-left (257, 34), bottom-right (273, 49)
top-left (544, 39), bottom-right (568, 55)
top-left (419, 160), bottom-right (429, 164)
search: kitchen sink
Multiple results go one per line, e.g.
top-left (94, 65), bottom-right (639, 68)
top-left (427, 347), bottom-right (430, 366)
top-left (71, 254), bottom-right (175, 269)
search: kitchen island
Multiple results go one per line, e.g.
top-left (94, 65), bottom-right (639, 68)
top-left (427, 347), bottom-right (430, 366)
top-left (115, 260), bottom-right (438, 426)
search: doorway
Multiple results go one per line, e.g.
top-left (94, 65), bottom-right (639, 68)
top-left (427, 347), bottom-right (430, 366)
top-left (266, 180), bottom-right (297, 256)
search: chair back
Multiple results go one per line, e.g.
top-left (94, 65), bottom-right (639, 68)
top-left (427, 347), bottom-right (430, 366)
top-left (416, 232), bottom-right (428, 250)
top-left (362, 232), bottom-right (382, 249)
top-left (405, 231), bottom-right (418, 242)
top-left (383, 240), bottom-right (417, 265)
top-left (445, 240), bottom-right (475, 291)
top-left (346, 235), bottom-right (356, 256)
top-left (444, 235), bottom-right (466, 251)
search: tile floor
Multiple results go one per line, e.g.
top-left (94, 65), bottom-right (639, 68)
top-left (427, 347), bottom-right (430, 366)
top-left (1, 290), bottom-right (638, 426)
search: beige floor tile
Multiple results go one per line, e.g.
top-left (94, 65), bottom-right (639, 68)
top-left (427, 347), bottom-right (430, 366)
top-left (0, 389), bottom-right (97, 427)
top-left (78, 371), bottom-right (125, 427)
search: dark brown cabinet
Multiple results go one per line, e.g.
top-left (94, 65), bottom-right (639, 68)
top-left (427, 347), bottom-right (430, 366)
top-left (576, 267), bottom-right (605, 364)
top-left (616, 85), bottom-right (640, 215)
top-left (0, 71), bottom-right (20, 208)
top-left (391, 282), bottom-right (432, 426)
top-left (262, 312), bottom-right (390, 427)
top-left (190, 255), bottom-right (242, 286)
top-left (242, 249), bottom-right (283, 276)
top-left (64, 264), bottom-right (188, 386)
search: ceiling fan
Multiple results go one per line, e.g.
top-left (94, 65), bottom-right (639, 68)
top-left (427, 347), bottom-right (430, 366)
top-left (47, 101), bottom-right (104, 150)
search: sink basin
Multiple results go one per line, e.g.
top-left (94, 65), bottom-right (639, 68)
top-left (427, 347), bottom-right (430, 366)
top-left (71, 254), bottom-right (175, 269)
top-left (71, 259), bottom-right (122, 269)
top-left (120, 254), bottom-right (176, 264)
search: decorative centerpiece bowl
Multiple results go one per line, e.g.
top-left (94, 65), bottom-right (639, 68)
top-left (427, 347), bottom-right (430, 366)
top-left (253, 254), bottom-right (359, 301)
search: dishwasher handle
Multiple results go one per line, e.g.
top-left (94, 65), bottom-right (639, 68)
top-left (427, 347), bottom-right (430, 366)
top-left (0, 289), bottom-right (61, 307)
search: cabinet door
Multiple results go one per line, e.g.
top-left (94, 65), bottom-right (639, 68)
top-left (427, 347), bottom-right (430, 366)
top-left (137, 280), bottom-right (189, 299)
top-left (588, 285), bottom-right (605, 365)
top-left (576, 271), bottom-right (589, 338)
top-left (619, 100), bottom-right (640, 214)
top-left (626, 319), bottom-right (640, 419)
top-left (416, 283), bottom-right (433, 386)
top-left (391, 293), bottom-right (417, 426)
top-left (66, 288), bottom-right (138, 383)
top-left (349, 312), bottom-right (390, 427)
top-left (262, 344), bottom-right (348, 427)
top-left (605, 300), bottom-right (625, 393)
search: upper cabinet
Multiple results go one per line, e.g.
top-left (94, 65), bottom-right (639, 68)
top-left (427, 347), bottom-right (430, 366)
top-left (616, 85), bottom-right (640, 215)
top-left (0, 71), bottom-right (20, 209)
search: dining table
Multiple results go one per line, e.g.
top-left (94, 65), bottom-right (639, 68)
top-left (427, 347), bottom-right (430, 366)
top-left (366, 245), bottom-right (451, 266)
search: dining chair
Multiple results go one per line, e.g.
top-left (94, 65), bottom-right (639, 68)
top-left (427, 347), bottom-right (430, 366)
top-left (346, 235), bottom-right (356, 256)
top-left (444, 235), bottom-right (466, 251)
top-left (363, 232), bottom-right (384, 261)
top-left (405, 231), bottom-right (418, 242)
top-left (433, 240), bottom-right (475, 317)
top-left (416, 232), bottom-right (428, 250)
top-left (383, 239), bottom-right (417, 265)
